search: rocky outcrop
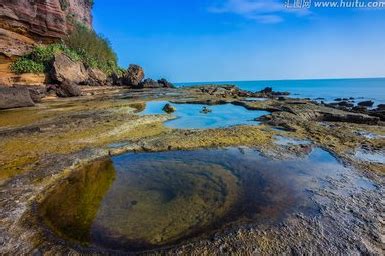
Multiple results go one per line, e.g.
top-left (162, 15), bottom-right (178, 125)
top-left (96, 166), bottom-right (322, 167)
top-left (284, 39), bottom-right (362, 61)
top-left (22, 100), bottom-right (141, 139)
top-left (158, 78), bottom-right (175, 88)
top-left (139, 79), bottom-right (160, 88)
top-left (0, 0), bottom-right (92, 45)
top-left (0, 0), bottom-right (93, 87)
top-left (124, 64), bottom-right (144, 87)
top-left (50, 53), bottom-right (88, 84)
top-left (254, 87), bottom-right (290, 98)
top-left (357, 100), bottom-right (374, 107)
top-left (0, 86), bottom-right (35, 109)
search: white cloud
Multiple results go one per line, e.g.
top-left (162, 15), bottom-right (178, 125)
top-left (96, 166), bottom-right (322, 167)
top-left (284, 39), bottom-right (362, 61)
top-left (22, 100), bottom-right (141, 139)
top-left (208, 0), bottom-right (310, 24)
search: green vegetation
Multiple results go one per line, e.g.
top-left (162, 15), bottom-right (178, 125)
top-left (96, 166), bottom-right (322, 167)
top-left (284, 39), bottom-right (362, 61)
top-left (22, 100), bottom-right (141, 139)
top-left (10, 58), bottom-right (45, 74)
top-left (64, 23), bottom-right (120, 74)
top-left (11, 23), bottom-right (122, 75)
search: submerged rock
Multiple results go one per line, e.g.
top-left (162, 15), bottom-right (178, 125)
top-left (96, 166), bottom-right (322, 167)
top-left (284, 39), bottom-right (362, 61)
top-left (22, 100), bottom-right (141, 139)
top-left (0, 86), bottom-right (35, 109)
top-left (200, 106), bottom-right (212, 114)
top-left (163, 103), bottom-right (176, 113)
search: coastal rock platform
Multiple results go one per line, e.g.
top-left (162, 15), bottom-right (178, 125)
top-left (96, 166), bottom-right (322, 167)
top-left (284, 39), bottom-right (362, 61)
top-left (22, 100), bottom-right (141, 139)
top-left (0, 85), bottom-right (384, 255)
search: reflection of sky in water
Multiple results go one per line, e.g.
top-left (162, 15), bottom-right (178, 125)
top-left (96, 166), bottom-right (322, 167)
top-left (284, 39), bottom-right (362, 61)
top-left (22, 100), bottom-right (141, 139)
top-left (274, 135), bottom-right (311, 146)
top-left (141, 101), bottom-right (270, 129)
top-left (355, 149), bottom-right (385, 164)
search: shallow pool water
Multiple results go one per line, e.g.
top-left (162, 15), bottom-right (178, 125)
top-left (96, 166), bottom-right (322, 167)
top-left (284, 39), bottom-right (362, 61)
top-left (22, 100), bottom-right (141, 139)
top-left (274, 135), bottom-right (312, 146)
top-left (140, 101), bottom-right (269, 129)
top-left (355, 149), bottom-right (385, 164)
top-left (38, 147), bottom-right (374, 252)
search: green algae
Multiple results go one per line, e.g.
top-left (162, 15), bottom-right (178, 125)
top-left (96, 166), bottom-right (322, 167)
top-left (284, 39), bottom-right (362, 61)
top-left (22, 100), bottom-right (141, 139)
top-left (38, 159), bottom-right (116, 243)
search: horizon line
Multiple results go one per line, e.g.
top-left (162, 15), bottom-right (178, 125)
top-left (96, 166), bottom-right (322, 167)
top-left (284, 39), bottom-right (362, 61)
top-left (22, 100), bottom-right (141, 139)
top-left (174, 76), bottom-right (385, 84)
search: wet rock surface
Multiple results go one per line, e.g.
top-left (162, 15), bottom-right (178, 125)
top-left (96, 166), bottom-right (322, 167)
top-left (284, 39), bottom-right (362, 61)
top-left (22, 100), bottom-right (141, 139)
top-left (0, 85), bottom-right (384, 255)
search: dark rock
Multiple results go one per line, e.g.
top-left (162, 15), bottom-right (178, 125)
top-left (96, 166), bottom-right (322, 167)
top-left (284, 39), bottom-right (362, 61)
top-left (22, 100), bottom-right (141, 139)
top-left (337, 101), bottom-right (354, 108)
top-left (255, 87), bottom-right (290, 98)
top-left (28, 87), bottom-right (46, 103)
top-left (322, 112), bottom-right (380, 125)
top-left (334, 98), bottom-right (343, 101)
top-left (376, 104), bottom-right (385, 110)
top-left (369, 109), bottom-right (385, 121)
top-left (110, 73), bottom-right (124, 86)
top-left (0, 86), bottom-right (35, 109)
top-left (49, 81), bottom-right (81, 97)
top-left (261, 87), bottom-right (273, 94)
top-left (357, 100), bottom-right (374, 107)
top-left (124, 64), bottom-right (144, 87)
top-left (162, 103), bottom-right (176, 113)
top-left (158, 78), bottom-right (175, 88)
top-left (50, 53), bottom-right (89, 84)
top-left (139, 79), bottom-right (161, 88)
top-left (200, 106), bottom-right (212, 114)
top-left (352, 105), bottom-right (368, 113)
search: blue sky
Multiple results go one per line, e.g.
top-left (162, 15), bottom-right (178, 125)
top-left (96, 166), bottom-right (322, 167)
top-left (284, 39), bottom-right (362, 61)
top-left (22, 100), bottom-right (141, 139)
top-left (93, 0), bottom-right (385, 82)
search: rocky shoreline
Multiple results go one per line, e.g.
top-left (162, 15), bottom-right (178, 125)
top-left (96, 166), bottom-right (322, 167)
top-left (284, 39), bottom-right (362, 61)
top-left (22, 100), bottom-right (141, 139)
top-left (0, 84), bottom-right (384, 255)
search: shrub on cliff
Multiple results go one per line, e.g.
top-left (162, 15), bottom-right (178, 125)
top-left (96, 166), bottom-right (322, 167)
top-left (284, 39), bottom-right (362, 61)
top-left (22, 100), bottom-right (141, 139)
top-left (10, 44), bottom-right (80, 74)
top-left (11, 23), bottom-right (121, 75)
top-left (10, 58), bottom-right (45, 74)
top-left (64, 23), bottom-right (119, 74)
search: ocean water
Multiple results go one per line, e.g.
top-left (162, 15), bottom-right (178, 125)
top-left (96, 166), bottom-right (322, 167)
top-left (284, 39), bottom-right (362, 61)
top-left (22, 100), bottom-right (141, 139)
top-left (177, 78), bottom-right (385, 106)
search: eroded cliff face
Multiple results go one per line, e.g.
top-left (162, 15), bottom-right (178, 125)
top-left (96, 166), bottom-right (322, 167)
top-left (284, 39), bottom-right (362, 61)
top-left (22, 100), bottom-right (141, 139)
top-left (0, 0), bottom-right (93, 85)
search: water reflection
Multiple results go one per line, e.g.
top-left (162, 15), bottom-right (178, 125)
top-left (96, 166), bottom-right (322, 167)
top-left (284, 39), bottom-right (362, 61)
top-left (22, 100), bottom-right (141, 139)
top-left (39, 148), bottom-right (374, 252)
top-left (39, 159), bottom-right (116, 242)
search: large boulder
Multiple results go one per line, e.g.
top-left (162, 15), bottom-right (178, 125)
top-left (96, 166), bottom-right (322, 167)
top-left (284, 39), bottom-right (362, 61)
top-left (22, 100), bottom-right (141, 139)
top-left (48, 80), bottom-right (81, 98)
top-left (50, 53), bottom-right (89, 84)
top-left (0, 86), bottom-right (35, 109)
top-left (124, 64), bottom-right (144, 87)
top-left (87, 68), bottom-right (108, 86)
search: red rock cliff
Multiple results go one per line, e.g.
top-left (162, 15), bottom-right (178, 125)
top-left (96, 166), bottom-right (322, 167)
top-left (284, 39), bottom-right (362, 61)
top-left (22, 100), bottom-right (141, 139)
top-left (0, 0), bottom-right (93, 84)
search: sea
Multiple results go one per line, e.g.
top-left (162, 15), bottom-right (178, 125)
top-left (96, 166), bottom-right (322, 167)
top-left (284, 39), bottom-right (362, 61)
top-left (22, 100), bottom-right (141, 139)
top-left (176, 78), bottom-right (385, 107)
